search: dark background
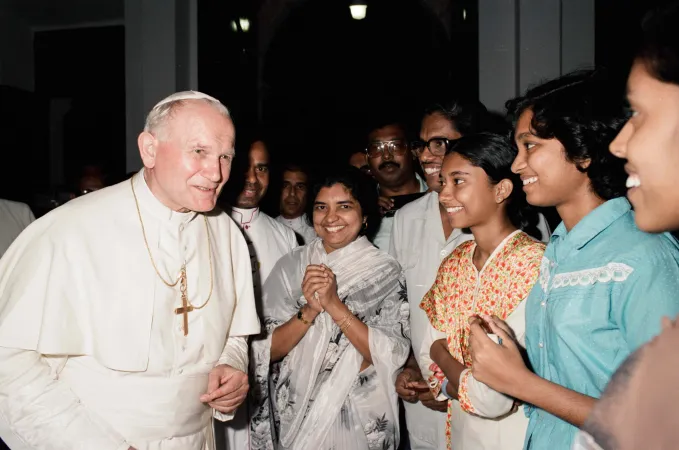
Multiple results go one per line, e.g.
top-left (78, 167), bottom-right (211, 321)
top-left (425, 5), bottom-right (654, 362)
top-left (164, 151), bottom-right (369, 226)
top-left (0, 0), bottom-right (670, 209)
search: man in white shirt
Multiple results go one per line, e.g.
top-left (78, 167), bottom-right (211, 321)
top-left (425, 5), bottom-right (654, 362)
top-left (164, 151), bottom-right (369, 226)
top-left (221, 138), bottom-right (297, 450)
top-left (275, 164), bottom-right (317, 245)
top-left (364, 118), bottom-right (428, 250)
top-left (391, 100), bottom-right (551, 449)
top-left (0, 91), bottom-right (260, 450)
top-left (0, 199), bottom-right (35, 257)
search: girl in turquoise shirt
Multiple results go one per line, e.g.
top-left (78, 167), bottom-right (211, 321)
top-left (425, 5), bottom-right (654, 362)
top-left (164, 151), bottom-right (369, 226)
top-left (466, 70), bottom-right (679, 450)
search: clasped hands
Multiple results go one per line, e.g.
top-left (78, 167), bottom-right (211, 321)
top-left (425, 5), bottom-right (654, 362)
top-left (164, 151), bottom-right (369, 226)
top-left (301, 264), bottom-right (342, 320)
top-left (200, 364), bottom-right (249, 414)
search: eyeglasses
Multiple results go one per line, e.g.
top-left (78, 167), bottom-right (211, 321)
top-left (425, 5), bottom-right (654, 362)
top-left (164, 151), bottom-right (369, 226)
top-left (366, 139), bottom-right (409, 159)
top-left (410, 137), bottom-right (452, 157)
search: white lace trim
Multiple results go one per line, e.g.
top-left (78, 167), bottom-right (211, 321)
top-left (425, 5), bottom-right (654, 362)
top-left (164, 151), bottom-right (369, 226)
top-left (539, 257), bottom-right (551, 292)
top-left (551, 262), bottom-right (634, 289)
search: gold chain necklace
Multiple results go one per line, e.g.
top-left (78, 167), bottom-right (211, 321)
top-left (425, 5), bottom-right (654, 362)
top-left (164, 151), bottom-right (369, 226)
top-left (131, 175), bottom-right (214, 335)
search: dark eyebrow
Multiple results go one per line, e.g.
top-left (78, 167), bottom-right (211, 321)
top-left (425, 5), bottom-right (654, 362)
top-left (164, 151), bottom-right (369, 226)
top-left (337, 200), bottom-right (354, 205)
top-left (516, 132), bottom-right (533, 140)
top-left (449, 171), bottom-right (469, 176)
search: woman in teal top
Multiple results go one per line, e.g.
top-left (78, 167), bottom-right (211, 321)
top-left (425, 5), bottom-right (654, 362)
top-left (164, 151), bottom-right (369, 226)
top-left (465, 70), bottom-right (679, 450)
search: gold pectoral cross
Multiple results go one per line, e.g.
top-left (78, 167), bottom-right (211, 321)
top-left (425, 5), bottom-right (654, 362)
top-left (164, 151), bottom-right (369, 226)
top-left (174, 265), bottom-right (193, 336)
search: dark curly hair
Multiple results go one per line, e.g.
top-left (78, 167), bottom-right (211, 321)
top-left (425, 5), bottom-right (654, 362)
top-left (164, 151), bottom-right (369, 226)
top-left (505, 70), bottom-right (628, 201)
top-left (424, 99), bottom-right (511, 136)
top-left (446, 132), bottom-right (542, 241)
top-left (305, 166), bottom-right (381, 242)
top-left (636, 2), bottom-right (679, 86)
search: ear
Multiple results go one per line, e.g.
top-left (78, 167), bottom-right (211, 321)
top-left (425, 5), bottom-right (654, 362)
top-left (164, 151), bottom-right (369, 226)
top-left (578, 158), bottom-right (592, 170)
top-left (495, 178), bottom-right (514, 203)
top-left (138, 131), bottom-right (158, 169)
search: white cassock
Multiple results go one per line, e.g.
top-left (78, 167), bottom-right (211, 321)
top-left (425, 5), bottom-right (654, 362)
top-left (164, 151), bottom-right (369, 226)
top-left (0, 198), bottom-right (35, 258)
top-left (389, 192), bottom-right (552, 449)
top-left (223, 207), bottom-right (298, 450)
top-left (0, 170), bottom-right (260, 450)
top-left (275, 214), bottom-right (317, 245)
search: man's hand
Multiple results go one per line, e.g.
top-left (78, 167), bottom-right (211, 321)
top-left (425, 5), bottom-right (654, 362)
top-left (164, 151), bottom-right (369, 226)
top-left (200, 364), bottom-right (249, 414)
top-left (378, 196), bottom-right (394, 216)
top-left (396, 367), bottom-right (428, 403)
top-left (418, 389), bottom-right (448, 412)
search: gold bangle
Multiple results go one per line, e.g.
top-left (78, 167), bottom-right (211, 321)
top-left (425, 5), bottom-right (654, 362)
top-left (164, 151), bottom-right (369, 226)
top-left (337, 311), bottom-right (351, 329)
top-left (297, 307), bottom-right (312, 325)
top-left (341, 314), bottom-right (355, 333)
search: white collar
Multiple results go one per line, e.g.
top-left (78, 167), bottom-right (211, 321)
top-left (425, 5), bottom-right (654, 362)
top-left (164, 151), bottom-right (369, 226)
top-left (230, 207), bottom-right (260, 229)
top-left (133, 169), bottom-right (197, 226)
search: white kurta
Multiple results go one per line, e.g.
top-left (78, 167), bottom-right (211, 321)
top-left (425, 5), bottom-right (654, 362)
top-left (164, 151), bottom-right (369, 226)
top-left (389, 191), bottom-right (473, 449)
top-left (275, 214), bottom-right (317, 245)
top-left (0, 171), bottom-right (260, 450)
top-left (373, 174), bottom-right (428, 250)
top-left (225, 207), bottom-right (298, 450)
top-left (0, 199), bottom-right (35, 258)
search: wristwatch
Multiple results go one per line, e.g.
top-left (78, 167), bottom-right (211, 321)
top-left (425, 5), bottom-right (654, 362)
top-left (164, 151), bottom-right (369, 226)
top-left (297, 307), bottom-right (313, 325)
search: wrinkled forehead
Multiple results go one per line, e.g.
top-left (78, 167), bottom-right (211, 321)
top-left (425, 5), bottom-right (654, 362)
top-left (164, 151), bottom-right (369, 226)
top-left (168, 104), bottom-right (235, 148)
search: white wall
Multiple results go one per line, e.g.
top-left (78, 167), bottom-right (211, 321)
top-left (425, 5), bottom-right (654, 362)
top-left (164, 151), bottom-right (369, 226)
top-left (0, 11), bottom-right (34, 91)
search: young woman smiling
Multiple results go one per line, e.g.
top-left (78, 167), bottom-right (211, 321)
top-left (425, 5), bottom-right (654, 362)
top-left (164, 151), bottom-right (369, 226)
top-left (466, 70), bottom-right (679, 450)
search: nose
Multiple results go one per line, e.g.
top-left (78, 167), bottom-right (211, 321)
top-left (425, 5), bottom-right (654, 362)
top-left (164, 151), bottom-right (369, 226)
top-left (610, 121), bottom-right (631, 159)
top-left (203, 156), bottom-right (222, 183)
top-left (245, 165), bottom-right (257, 183)
top-left (511, 149), bottom-right (527, 174)
top-left (382, 148), bottom-right (394, 161)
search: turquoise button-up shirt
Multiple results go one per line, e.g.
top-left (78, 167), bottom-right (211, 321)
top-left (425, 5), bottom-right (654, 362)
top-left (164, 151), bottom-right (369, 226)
top-left (523, 198), bottom-right (679, 450)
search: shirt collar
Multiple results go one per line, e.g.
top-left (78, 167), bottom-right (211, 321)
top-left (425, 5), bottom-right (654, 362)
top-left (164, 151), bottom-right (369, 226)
top-left (133, 169), bottom-right (197, 226)
top-left (550, 197), bottom-right (631, 251)
top-left (230, 207), bottom-right (260, 228)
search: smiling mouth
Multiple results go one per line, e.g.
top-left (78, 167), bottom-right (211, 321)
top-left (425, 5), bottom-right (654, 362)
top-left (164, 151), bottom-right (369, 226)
top-left (195, 186), bottom-right (216, 192)
top-left (424, 166), bottom-right (441, 175)
top-left (522, 176), bottom-right (538, 186)
top-left (626, 174), bottom-right (641, 188)
top-left (446, 206), bottom-right (463, 214)
top-left (325, 225), bottom-right (346, 233)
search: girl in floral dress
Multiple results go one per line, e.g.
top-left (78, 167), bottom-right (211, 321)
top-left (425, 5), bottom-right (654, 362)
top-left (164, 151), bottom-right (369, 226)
top-left (419, 132), bottom-right (545, 449)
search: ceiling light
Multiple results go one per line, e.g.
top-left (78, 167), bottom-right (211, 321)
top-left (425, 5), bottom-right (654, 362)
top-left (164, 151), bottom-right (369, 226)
top-left (239, 18), bottom-right (250, 32)
top-left (230, 20), bottom-right (238, 32)
top-left (463, 8), bottom-right (467, 20)
top-left (350, 4), bottom-right (367, 20)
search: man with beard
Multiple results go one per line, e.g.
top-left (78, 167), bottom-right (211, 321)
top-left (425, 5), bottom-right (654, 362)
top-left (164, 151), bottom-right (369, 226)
top-left (219, 136), bottom-right (297, 450)
top-left (365, 119), bottom-right (428, 249)
top-left (275, 164), bottom-right (317, 245)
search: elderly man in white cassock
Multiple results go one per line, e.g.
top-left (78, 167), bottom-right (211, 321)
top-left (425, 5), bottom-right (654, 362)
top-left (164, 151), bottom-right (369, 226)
top-left (0, 91), bottom-right (260, 450)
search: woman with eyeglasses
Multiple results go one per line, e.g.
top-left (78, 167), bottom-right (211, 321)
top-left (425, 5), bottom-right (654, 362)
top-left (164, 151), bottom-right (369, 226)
top-left (466, 69), bottom-right (679, 450)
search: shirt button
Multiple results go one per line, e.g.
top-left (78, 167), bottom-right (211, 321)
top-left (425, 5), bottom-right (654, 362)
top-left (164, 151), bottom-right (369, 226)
top-left (541, 301), bottom-right (546, 307)
top-left (179, 224), bottom-right (184, 231)
top-left (538, 342), bottom-right (544, 348)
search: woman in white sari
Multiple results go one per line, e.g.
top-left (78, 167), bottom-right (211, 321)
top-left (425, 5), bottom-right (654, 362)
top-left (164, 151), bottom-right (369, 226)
top-left (249, 167), bottom-right (410, 450)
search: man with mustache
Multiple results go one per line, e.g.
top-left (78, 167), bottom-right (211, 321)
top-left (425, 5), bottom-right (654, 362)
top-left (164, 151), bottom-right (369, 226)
top-left (219, 135), bottom-right (298, 450)
top-left (275, 163), bottom-right (317, 245)
top-left (365, 118), bottom-right (428, 250)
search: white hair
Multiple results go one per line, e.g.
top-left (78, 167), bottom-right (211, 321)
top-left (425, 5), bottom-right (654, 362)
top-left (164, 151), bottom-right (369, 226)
top-left (143, 90), bottom-right (231, 136)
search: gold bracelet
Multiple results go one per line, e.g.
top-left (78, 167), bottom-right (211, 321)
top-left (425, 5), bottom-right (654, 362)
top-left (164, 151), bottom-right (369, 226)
top-left (341, 314), bottom-right (355, 334)
top-left (297, 307), bottom-right (312, 325)
top-left (336, 311), bottom-right (351, 329)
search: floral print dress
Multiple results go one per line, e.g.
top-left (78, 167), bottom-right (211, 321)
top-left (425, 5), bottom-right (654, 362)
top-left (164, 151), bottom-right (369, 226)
top-left (420, 230), bottom-right (545, 450)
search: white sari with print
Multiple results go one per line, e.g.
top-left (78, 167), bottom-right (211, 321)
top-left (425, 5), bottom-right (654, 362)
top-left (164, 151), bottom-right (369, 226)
top-left (249, 236), bottom-right (410, 450)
